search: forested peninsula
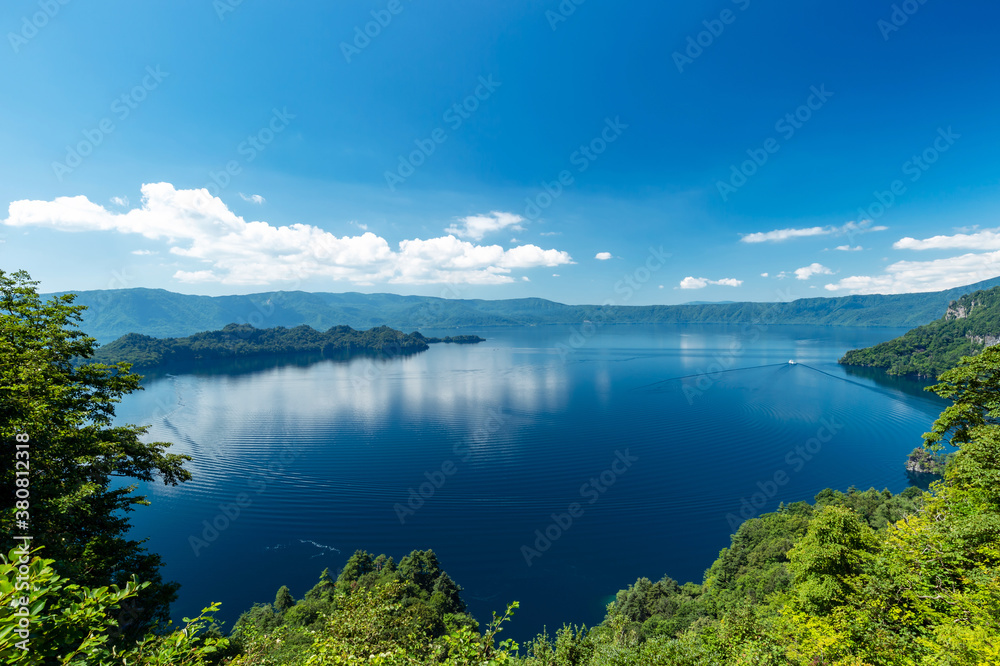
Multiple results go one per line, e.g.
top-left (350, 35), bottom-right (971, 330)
top-left (839, 285), bottom-right (1000, 377)
top-left (90, 323), bottom-right (484, 369)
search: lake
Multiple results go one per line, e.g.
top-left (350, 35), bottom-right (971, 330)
top-left (114, 323), bottom-right (945, 642)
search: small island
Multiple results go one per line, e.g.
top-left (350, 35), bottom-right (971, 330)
top-left (90, 323), bottom-right (484, 370)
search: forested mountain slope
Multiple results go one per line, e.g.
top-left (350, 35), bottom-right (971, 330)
top-left (840, 285), bottom-right (1000, 377)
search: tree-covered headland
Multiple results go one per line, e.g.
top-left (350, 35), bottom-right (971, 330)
top-left (91, 324), bottom-right (483, 370)
top-left (840, 285), bottom-right (1000, 377)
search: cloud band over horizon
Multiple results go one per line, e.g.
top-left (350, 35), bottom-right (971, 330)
top-left (3, 183), bottom-right (574, 286)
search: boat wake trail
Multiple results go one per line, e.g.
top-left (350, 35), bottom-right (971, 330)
top-left (300, 539), bottom-right (341, 554)
top-left (632, 362), bottom-right (789, 391)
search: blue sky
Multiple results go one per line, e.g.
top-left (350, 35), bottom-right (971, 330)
top-left (2, 0), bottom-right (1000, 304)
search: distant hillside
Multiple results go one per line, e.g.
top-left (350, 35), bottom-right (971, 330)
top-left (49, 276), bottom-right (1000, 343)
top-left (90, 324), bottom-right (484, 369)
top-left (839, 286), bottom-right (1000, 377)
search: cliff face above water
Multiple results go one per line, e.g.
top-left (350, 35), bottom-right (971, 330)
top-left (839, 286), bottom-right (1000, 377)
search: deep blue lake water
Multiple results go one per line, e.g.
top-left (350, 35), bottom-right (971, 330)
top-left (115, 324), bottom-right (945, 642)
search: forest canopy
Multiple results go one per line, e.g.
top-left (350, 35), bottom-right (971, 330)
top-left (90, 323), bottom-right (484, 369)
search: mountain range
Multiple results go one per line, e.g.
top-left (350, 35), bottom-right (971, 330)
top-left (50, 276), bottom-right (1000, 344)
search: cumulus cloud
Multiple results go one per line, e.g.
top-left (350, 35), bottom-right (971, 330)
top-left (824, 251), bottom-right (1000, 295)
top-left (794, 263), bottom-right (834, 280)
top-left (741, 220), bottom-right (887, 244)
top-left (894, 228), bottom-right (1000, 251)
top-left (760, 272), bottom-right (769, 277)
top-left (110, 196), bottom-right (129, 207)
top-left (595, 252), bottom-right (612, 261)
top-left (444, 211), bottom-right (524, 241)
top-left (835, 245), bottom-right (863, 251)
top-left (239, 193), bottom-right (266, 205)
top-left (678, 276), bottom-right (743, 289)
top-left (3, 183), bottom-right (574, 286)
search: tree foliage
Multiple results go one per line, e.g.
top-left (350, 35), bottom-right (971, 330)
top-left (0, 269), bottom-right (191, 633)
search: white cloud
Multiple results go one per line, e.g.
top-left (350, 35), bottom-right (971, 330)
top-left (539, 231), bottom-right (560, 236)
top-left (741, 226), bottom-right (827, 243)
top-left (760, 272), bottom-right (769, 277)
top-left (444, 211), bottom-right (524, 241)
top-left (350, 221), bottom-right (368, 231)
top-left (824, 251), bottom-right (1000, 294)
top-left (741, 220), bottom-right (887, 244)
top-left (595, 252), bottom-right (612, 261)
top-left (894, 228), bottom-right (1000, 251)
top-left (679, 276), bottom-right (743, 289)
top-left (3, 183), bottom-right (574, 286)
top-left (794, 263), bottom-right (833, 280)
top-left (110, 196), bottom-right (129, 207)
top-left (835, 245), bottom-right (863, 251)
top-left (131, 249), bottom-right (155, 255)
top-left (239, 193), bottom-right (265, 205)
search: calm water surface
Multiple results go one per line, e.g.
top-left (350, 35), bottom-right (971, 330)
top-left (115, 324), bottom-right (944, 641)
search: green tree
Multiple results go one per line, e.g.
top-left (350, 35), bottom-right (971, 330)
top-left (305, 568), bottom-right (336, 602)
top-left (786, 505), bottom-right (879, 614)
top-left (0, 270), bottom-right (192, 634)
top-left (923, 344), bottom-right (1000, 450)
top-left (275, 585), bottom-right (295, 613)
top-left (337, 550), bottom-right (375, 592)
top-left (0, 548), bottom-right (226, 665)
